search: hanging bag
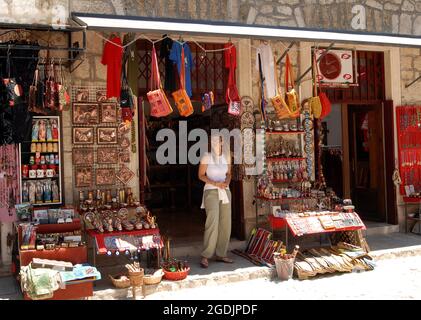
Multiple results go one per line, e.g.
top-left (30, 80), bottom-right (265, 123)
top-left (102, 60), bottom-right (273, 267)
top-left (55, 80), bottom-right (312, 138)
top-left (316, 57), bottom-right (332, 119)
top-left (172, 46), bottom-right (194, 117)
top-left (147, 45), bottom-right (173, 118)
top-left (284, 54), bottom-right (300, 118)
top-left (271, 56), bottom-right (292, 120)
top-left (58, 62), bottom-right (71, 112)
top-left (309, 54), bottom-right (322, 119)
top-left (2, 48), bottom-right (23, 107)
top-left (226, 50), bottom-right (241, 117)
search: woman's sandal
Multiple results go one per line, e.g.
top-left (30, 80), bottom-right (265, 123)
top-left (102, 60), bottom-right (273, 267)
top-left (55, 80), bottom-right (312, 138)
top-left (200, 257), bottom-right (209, 269)
top-left (215, 256), bottom-right (234, 264)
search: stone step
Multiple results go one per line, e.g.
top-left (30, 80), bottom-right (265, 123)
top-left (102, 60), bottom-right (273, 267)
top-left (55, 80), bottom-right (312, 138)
top-left (363, 223), bottom-right (400, 237)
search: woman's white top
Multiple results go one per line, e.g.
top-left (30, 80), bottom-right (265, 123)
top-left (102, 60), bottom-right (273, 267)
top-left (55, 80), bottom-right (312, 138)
top-left (200, 152), bottom-right (230, 209)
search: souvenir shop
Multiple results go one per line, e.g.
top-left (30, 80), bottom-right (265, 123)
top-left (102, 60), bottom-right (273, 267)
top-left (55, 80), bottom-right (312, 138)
top-left (0, 13), bottom-right (414, 298)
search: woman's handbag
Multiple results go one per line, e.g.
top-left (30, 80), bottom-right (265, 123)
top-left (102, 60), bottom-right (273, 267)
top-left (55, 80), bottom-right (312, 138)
top-left (201, 91), bottom-right (214, 112)
top-left (58, 63), bottom-right (71, 112)
top-left (172, 47), bottom-right (194, 117)
top-left (284, 54), bottom-right (300, 118)
top-left (227, 85), bottom-right (242, 116)
top-left (147, 45), bottom-right (173, 118)
top-left (309, 55), bottom-right (322, 119)
top-left (271, 56), bottom-right (292, 119)
top-left (310, 54), bottom-right (332, 119)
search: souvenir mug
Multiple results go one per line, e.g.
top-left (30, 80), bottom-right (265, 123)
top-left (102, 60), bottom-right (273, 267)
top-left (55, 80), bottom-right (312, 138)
top-left (31, 143), bottom-right (37, 153)
top-left (46, 169), bottom-right (54, 178)
top-left (48, 164), bottom-right (56, 176)
top-left (53, 143), bottom-right (58, 152)
top-left (36, 143), bottom-right (42, 153)
top-left (47, 143), bottom-right (53, 153)
top-left (42, 143), bottom-right (47, 153)
top-left (29, 156), bottom-right (35, 165)
top-left (29, 170), bottom-right (37, 179)
top-left (22, 165), bottom-right (29, 178)
top-left (37, 169), bottom-right (45, 178)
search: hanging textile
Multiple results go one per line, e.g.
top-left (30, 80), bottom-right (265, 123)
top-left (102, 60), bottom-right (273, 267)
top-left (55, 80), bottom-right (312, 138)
top-left (160, 36), bottom-right (177, 93)
top-left (101, 35), bottom-right (123, 99)
top-left (169, 41), bottom-right (193, 97)
top-left (255, 43), bottom-right (277, 99)
top-left (224, 42), bottom-right (239, 105)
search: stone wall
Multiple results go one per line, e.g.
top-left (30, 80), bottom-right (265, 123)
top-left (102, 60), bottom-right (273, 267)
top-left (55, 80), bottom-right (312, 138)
top-left (61, 30), bottom-right (140, 205)
top-left (2, 1), bottom-right (421, 36)
top-left (400, 47), bottom-right (421, 104)
top-left (70, 0), bottom-right (421, 36)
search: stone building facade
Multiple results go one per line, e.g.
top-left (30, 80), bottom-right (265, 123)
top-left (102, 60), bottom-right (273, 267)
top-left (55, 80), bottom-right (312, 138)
top-left (1, 0), bottom-right (421, 235)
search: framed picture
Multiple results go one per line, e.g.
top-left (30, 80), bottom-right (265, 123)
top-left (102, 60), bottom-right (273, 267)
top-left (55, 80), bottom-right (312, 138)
top-left (97, 127), bottom-right (118, 144)
top-left (73, 127), bottom-right (94, 145)
top-left (97, 147), bottom-right (119, 164)
top-left (75, 167), bottom-right (93, 188)
top-left (119, 151), bottom-right (131, 163)
top-left (76, 89), bottom-right (89, 102)
top-left (100, 102), bottom-right (118, 123)
top-left (73, 103), bottom-right (99, 124)
top-left (116, 165), bottom-right (135, 185)
top-left (72, 148), bottom-right (94, 165)
top-left (119, 136), bottom-right (131, 149)
top-left (96, 168), bottom-right (116, 186)
top-left (96, 90), bottom-right (108, 102)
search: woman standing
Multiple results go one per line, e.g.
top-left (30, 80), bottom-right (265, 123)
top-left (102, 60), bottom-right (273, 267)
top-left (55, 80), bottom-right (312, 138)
top-left (198, 135), bottom-right (234, 268)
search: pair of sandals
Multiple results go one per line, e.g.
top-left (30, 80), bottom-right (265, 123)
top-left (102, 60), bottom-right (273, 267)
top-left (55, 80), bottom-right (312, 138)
top-left (200, 256), bottom-right (234, 268)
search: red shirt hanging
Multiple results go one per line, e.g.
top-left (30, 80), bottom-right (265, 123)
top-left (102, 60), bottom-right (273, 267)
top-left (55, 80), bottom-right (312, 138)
top-left (101, 36), bottom-right (123, 99)
top-left (224, 42), bottom-right (239, 104)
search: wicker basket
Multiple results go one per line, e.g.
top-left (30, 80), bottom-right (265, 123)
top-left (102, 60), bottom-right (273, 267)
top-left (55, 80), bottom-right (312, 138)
top-left (128, 269), bottom-right (144, 286)
top-left (109, 274), bottom-right (131, 289)
top-left (163, 268), bottom-right (190, 281)
top-left (143, 269), bottom-right (164, 285)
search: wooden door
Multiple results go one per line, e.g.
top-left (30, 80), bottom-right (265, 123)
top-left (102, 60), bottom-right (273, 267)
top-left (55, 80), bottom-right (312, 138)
top-left (348, 104), bottom-right (386, 221)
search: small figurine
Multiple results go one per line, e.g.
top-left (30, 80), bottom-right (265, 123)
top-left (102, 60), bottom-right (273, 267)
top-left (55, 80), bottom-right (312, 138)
top-left (51, 119), bottom-right (59, 140)
top-left (113, 216), bottom-right (123, 232)
top-left (35, 182), bottom-right (44, 203)
top-left (52, 181), bottom-right (60, 202)
top-left (29, 182), bottom-right (36, 204)
top-left (32, 120), bottom-right (40, 141)
top-left (46, 120), bottom-right (53, 141)
top-left (38, 120), bottom-right (46, 141)
top-left (22, 182), bottom-right (29, 203)
top-left (44, 181), bottom-right (52, 203)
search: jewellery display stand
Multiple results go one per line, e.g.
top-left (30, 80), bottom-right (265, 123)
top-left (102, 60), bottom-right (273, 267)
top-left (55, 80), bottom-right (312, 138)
top-left (396, 106), bottom-right (421, 235)
top-left (254, 113), bottom-right (311, 247)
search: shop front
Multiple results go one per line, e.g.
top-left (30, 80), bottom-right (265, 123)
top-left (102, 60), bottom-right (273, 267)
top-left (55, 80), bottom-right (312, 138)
top-left (0, 3), bottom-right (420, 299)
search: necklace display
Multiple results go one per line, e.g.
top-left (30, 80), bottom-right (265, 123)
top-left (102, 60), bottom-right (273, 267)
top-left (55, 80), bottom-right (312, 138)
top-left (0, 145), bottom-right (20, 217)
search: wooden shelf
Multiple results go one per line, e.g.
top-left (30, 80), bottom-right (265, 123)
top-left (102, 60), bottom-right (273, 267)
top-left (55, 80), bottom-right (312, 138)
top-left (266, 130), bottom-right (305, 135)
top-left (272, 179), bottom-right (308, 184)
top-left (22, 175), bottom-right (60, 180)
top-left (255, 196), bottom-right (311, 202)
top-left (267, 157), bottom-right (306, 162)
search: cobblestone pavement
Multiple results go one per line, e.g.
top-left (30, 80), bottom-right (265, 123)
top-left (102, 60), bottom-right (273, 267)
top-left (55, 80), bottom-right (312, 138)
top-left (144, 256), bottom-right (421, 300)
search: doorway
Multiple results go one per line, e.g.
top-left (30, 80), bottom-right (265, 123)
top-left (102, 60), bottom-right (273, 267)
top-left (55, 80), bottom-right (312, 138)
top-left (348, 104), bottom-right (386, 222)
top-left (322, 103), bottom-right (387, 222)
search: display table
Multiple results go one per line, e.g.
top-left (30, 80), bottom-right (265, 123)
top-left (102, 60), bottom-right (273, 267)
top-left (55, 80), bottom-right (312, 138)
top-left (86, 228), bottom-right (163, 267)
top-left (17, 221), bottom-right (94, 300)
top-left (268, 211), bottom-right (366, 247)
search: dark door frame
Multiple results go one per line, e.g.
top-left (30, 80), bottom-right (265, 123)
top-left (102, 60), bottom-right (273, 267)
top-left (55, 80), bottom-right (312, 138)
top-left (340, 101), bottom-right (397, 224)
